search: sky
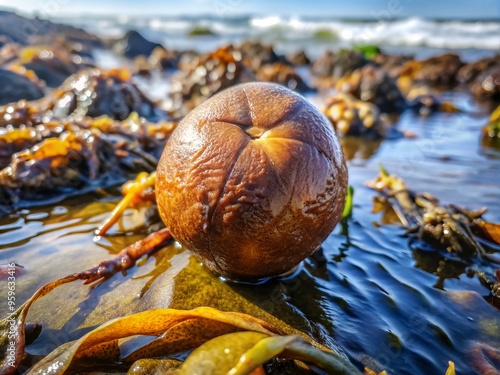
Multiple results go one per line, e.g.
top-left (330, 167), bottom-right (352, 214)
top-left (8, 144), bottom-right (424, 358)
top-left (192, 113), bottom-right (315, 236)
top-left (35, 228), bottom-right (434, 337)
top-left (1, 0), bottom-right (499, 19)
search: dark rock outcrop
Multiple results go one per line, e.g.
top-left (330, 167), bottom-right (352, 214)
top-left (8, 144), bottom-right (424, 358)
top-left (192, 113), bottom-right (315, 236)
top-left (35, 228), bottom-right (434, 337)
top-left (0, 10), bottom-right (102, 48)
top-left (112, 30), bottom-right (164, 58)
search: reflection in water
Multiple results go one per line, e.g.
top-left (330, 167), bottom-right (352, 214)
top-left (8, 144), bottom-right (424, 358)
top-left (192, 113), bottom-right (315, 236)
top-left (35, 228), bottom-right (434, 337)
top-left (341, 137), bottom-right (382, 161)
top-left (0, 93), bottom-right (499, 374)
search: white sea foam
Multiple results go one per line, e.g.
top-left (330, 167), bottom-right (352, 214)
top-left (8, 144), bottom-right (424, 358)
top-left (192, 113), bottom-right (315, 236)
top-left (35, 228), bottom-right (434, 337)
top-left (56, 15), bottom-right (500, 50)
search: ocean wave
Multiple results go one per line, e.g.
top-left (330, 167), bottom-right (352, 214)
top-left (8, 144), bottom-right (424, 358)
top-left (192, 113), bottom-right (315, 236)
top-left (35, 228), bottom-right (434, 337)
top-left (56, 15), bottom-right (500, 50)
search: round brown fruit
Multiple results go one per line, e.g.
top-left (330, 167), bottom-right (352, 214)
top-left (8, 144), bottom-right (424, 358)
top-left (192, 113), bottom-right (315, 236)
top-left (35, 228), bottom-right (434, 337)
top-left (156, 82), bottom-right (348, 280)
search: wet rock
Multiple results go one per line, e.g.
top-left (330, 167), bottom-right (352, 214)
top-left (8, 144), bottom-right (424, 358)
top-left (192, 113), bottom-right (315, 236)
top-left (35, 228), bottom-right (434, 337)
top-left (148, 46), bottom-right (180, 70)
top-left (112, 30), bottom-right (164, 58)
top-left (256, 62), bottom-right (309, 91)
top-left (407, 94), bottom-right (443, 116)
top-left (457, 55), bottom-right (500, 83)
top-left (399, 53), bottom-right (464, 87)
top-left (323, 93), bottom-right (388, 139)
top-left (287, 50), bottom-right (310, 66)
top-left (0, 43), bottom-right (22, 66)
top-left (471, 65), bottom-right (500, 100)
top-left (0, 68), bottom-right (168, 125)
top-left (18, 45), bottom-right (90, 87)
top-left (311, 50), bottom-right (368, 80)
top-left (335, 65), bottom-right (407, 114)
top-left (373, 53), bottom-right (413, 77)
top-left (482, 104), bottom-right (500, 149)
top-left (236, 40), bottom-right (287, 71)
top-left (51, 68), bottom-right (167, 121)
top-left (0, 68), bottom-right (44, 105)
top-left (0, 115), bottom-right (177, 205)
top-left (0, 10), bottom-right (102, 48)
top-left (0, 129), bottom-right (103, 193)
top-left (170, 46), bottom-right (255, 113)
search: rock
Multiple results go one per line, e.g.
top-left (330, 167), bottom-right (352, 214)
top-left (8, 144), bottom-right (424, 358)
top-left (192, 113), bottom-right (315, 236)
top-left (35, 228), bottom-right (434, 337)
top-left (323, 93), bottom-right (387, 139)
top-left (335, 65), bottom-right (407, 114)
top-left (399, 53), bottom-right (464, 87)
top-left (112, 30), bottom-right (164, 58)
top-left (373, 53), bottom-right (413, 77)
top-left (51, 68), bottom-right (166, 121)
top-left (471, 66), bottom-right (500, 100)
top-left (236, 40), bottom-right (287, 71)
top-left (148, 46), bottom-right (180, 70)
top-left (286, 50), bottom-right (310, 66)
top-left (0, 10), bottom-right (103, 48)
top-left (170, 46), bottom-right (255, 113)
top-left (13, 45), bottom-right (92, 87)
top-left (457, 55), bottom-right (500, 83)
top-left (311, 50), bottom-right (368, 79)
top-left (0, 68), bottom-right (44, 105)
top-left (256, 62), bottom-right (309, 91)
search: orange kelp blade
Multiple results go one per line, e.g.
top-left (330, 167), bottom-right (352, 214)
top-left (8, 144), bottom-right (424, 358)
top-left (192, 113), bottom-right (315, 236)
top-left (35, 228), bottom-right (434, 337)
top-left (27, 308), bottom-right (276, 375)
top-left (445, 361), bottom-right (456, 375)
top-left (178, 332), bottom-right (361, 375)
top-left (0, 228), bottom-right (171, 375)
top-left (475, 221), bottom-right (500, 245)
top-left (96, 171), bottom-right (157, 236)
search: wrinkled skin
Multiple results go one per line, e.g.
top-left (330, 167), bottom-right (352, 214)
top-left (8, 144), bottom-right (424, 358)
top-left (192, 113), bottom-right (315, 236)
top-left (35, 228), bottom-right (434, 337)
top-left (157, 82), bottom-right (348, 280)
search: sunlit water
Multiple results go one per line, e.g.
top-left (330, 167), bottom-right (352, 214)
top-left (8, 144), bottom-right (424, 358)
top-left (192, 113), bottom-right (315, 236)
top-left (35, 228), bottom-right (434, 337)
top-left (1, 73), bottom-right (500, 374)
